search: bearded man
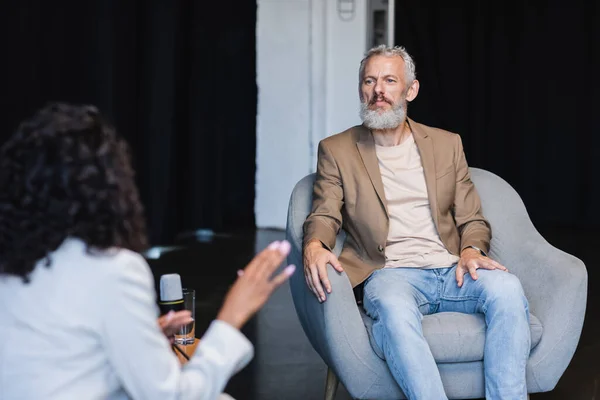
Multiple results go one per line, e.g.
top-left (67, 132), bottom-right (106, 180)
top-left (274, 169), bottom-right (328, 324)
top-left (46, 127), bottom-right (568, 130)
top-left (302, 45), bottom-right (531, 400)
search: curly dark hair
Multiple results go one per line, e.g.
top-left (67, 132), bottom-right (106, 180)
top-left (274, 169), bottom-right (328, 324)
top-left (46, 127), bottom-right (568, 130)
top-left (0, 102), bottom-right (148, 281)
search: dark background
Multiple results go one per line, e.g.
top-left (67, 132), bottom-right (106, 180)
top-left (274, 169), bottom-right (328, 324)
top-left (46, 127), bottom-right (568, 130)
top-left (395, 0), bottom-right (600, 230)
top-left (1, 1), bottom-right (598, 238)
top-left (1, 0), bottom-right (257, 245)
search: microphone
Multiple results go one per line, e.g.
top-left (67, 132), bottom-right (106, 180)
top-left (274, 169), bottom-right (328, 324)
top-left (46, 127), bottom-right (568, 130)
top-left (159, 274), bottom-right (184, 315)
top-left (158, 273), bottom-right (190, 361)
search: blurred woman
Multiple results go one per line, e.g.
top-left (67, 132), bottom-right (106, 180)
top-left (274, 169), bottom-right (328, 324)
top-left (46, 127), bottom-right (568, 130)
top-left (0, 103), bottom-right (295, 400)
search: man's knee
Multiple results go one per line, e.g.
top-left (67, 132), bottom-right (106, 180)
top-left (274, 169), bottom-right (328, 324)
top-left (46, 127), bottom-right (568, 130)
top-left (366, 287), bottom-right (423, 315)
top-left (373, 295), bottom-right (425, 333)
top-left (481, 271), bottom-right (528, 308)
top-left (371, 300), bottom-right (425, 351)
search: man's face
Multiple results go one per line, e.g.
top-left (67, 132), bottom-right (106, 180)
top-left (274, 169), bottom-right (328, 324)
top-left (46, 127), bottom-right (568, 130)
top-left (359, 55), bottom-right (419, 130)
top-left (360, 55), bottom-right (407, 111)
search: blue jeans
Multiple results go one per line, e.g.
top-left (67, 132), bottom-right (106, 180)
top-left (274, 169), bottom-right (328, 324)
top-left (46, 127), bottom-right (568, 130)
top-left (363, 266), bottom-right (530, 400)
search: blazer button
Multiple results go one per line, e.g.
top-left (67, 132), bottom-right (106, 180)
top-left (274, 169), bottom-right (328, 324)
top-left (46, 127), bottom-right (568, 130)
top-left (377, 245), bottom-right (384, 252)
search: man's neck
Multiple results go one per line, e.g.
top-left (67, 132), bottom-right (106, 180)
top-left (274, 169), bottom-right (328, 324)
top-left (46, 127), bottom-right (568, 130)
top-left (371, 119), bottom-right (411, 147)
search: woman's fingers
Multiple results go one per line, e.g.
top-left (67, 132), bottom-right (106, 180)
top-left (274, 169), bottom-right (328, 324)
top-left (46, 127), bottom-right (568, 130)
top-left (243, 240), bottom-right (291, 278)
top-left (270, 265), bottom-right (296, 288)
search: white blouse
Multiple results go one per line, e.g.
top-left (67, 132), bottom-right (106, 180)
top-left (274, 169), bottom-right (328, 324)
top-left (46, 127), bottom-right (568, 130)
top-left (0, 238), bottom-right (253, 400)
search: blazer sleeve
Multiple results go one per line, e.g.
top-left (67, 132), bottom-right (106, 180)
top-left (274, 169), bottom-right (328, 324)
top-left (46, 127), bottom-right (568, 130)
top-left (302, 139), bottom-right (344, 251)
top-left (100, 252), bottom-right (253, 400)
top-left (453, 134), bottom-right (492, 254)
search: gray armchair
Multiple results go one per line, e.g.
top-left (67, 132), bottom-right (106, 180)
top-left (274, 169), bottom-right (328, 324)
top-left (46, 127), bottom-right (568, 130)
top-left (286, 168), bottom-right (587, 399)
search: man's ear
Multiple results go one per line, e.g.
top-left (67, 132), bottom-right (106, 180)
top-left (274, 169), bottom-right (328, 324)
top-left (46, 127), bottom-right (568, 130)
top-left (406, 79), bottom-right (420, 102)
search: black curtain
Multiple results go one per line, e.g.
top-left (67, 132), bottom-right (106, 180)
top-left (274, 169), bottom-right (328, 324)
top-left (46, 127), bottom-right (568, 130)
top-left (395, 0), bottom-right (600, 229)
top-left (1, 1), bottom-right (257, 244)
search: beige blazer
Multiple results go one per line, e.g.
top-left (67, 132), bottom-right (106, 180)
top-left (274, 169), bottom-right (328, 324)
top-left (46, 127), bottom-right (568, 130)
top-left (303, 118), bottom-right (491, 288)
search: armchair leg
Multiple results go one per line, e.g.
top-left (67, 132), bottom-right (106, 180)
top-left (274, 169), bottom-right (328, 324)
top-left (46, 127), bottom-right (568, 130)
top-left (325, 367), bottom-right (339, 400)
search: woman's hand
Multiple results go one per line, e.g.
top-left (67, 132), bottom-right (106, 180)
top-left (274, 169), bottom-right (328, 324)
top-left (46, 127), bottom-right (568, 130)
top-left (158, 310), bottom-right (193, 344)
top-left (216, 240), bottom-right (296, 330)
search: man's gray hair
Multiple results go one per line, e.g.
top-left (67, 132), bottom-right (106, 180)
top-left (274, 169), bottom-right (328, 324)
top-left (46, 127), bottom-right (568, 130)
top-left (359, 45), bottom-right (417, 86)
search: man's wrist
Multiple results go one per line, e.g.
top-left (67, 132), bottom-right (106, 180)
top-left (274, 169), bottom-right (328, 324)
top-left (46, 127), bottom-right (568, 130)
top-left (461, 245), bottom-right (487, 257)
top-left (305, 238), bottom-right (325, 250)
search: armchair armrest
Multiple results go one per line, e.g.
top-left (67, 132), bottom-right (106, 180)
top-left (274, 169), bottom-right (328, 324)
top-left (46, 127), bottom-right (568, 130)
top-left (490, 227), bottom-right (587, 392)
top-left (471, 168), bottom-right (588, 392)
top-left (285, 175), bottom-right (400, 399)
top-left (286, 238), bottom-right (400, 398)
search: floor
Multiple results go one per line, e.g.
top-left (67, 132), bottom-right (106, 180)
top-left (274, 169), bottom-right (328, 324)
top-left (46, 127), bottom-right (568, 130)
top-left (146, 225), bottom-right (599, 399)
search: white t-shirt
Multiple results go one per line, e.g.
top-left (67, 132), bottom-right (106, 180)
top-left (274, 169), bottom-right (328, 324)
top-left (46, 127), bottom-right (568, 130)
top-left (375, 134), bottom-right (459, 268)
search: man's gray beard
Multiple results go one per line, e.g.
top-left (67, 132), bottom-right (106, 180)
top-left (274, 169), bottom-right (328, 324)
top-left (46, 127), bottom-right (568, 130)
top-left (359, 101), bottom-right (406, 130)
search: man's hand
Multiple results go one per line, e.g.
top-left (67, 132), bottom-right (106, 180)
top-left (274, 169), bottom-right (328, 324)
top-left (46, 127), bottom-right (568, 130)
top-left (303, 239), bottom-right (343, 302)
top-left (456, 248), bottom-right (507, 288)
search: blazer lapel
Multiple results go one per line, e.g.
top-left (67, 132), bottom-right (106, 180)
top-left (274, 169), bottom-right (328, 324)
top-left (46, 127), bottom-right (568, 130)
top-left (409, 118), bottom-right (439, 227)
top-left (355, 126), bottom-right (389, 218)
